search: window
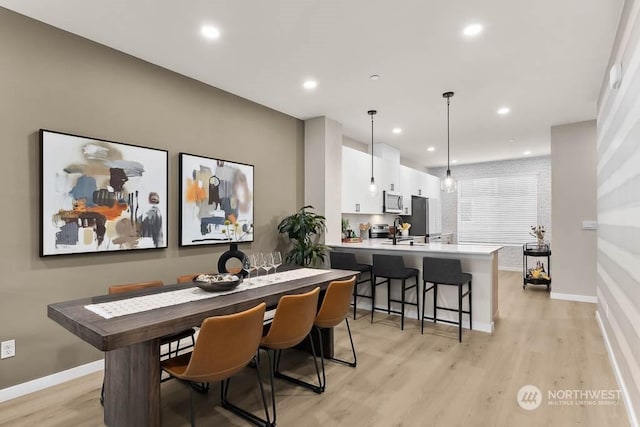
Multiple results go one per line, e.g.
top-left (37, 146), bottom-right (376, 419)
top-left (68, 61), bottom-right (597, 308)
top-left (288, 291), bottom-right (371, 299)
top-left (457, 175), bottom-right (537, 245)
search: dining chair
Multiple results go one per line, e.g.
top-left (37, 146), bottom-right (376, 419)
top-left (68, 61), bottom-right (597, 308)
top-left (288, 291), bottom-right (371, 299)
top-left (329, 251), bottom-right (372, 319)
top-left (100, 280), bottom-right (196, 406)
top-left (177, 273), bottom-right (210, 284)
top-left (260, 287), bottom-right (321, 425)
top-left (313, 276), bottom-right (357, 392)
top-left (162, 303), bottom-right (269, 427)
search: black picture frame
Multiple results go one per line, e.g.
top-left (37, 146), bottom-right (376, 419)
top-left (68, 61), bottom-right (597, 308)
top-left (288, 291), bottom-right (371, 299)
top-left (40, 129), bottom-right (168, 256)
top-left (179, 152), bottom-right (254, 247)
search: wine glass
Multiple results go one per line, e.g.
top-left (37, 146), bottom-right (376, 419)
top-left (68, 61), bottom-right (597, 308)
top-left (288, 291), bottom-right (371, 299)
top-left (271, 251), bottom-right (282, 273)
top-left (262, 252), bottom-right (273, 276)
top-left (242, 254), bottom-right (255, 279)
top-left (254, 253), bottom-right (266, 278)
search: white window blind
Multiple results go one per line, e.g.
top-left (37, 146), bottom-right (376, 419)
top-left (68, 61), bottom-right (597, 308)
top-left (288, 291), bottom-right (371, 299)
top-left (457, 175), bottom-right (537, 245)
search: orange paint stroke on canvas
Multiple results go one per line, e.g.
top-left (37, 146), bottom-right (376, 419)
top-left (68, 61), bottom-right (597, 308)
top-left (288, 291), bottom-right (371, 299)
top-left (87, 203), bottom-right (129, 220)
top-left (185, 178), bottom-right (206, 202)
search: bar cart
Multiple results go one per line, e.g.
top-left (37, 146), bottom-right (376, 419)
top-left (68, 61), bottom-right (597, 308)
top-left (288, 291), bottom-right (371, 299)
top-left (523, 242), bottom-right (551, 291)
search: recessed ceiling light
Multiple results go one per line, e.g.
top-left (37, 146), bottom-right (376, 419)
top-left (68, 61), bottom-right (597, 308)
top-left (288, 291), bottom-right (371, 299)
top-left (497, 107), bottom-right (511, 115)
top-left (392, 128), bottom-right (402, 134)
top-left (200, 25), bottom-right (220, 40)
top-left (427, 146), bottom-right (435, 152)
top-left (523, 150), bottom-right (531, 155)
top-left (508, 139), bottom-right (516, 143)
top-left (452, 159), bottom-right (458, 163)
top-left (463, 23), bottom-right (483, 37)
top-left (370, 74), bottom-right (380, 80)
top-left (303, 80), bottom-right (318, 90)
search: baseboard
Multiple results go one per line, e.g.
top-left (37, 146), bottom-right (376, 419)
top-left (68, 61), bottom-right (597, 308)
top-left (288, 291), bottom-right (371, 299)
top-left (596, 310), bottom-right (639, 427)
top-left (498, 266), bottom-right (521, 272)
top-left (550, 292), bottom-right (597, 304)
top-left (0, 359), bottom-right (104, 404)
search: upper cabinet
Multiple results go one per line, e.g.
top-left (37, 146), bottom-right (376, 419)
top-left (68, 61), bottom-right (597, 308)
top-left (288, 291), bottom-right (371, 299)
top-left (342, 146), bottom-right (382, 214)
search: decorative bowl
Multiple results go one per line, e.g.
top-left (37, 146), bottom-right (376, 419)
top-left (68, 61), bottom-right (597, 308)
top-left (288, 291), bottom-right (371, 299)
top-left (194, 274), bottom-right (241, 292)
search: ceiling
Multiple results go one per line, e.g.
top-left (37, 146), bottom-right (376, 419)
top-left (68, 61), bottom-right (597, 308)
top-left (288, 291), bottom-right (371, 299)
top-left (0, 0), bottom-right (623, 167)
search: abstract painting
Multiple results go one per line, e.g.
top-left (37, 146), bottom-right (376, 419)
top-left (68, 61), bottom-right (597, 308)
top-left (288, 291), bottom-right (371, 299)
top-left (179, 153), bottom-right (254, 246)
top-left (40, 129), bottom-right (168, 256)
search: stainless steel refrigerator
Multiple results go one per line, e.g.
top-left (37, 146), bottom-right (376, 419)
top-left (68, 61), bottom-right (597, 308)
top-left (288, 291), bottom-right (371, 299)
top-left (402, 195), bottom-right (441, 242)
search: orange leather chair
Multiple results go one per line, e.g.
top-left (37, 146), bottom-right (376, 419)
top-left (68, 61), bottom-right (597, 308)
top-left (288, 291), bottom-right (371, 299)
top-left (260, 287), bottom-right (321, 425)
top-left (162, 303), bottom-right (269, 426)
top-left (177, 273), bottom-right (206, 284)
top-left (313, 276), bottom-right (357, 392)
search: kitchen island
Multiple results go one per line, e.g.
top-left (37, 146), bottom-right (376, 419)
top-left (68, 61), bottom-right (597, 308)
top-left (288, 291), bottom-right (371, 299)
top-left (329, 240), bottom-right (502, 333)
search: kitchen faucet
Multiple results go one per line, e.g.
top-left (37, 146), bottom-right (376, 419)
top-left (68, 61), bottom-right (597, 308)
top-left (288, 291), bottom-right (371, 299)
top-left (392, 216), bottom-right (404, 246)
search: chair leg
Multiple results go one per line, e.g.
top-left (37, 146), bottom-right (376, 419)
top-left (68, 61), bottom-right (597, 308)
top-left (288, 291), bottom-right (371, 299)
top-left (421, 282), bottom-right (426, 334)
top-left (353, 284), bottom-right (358, 320)
top-left (458, 284), bottom-right (463, 343)
top-left (316, 327), bottom-right (326, 392)
top-left (265, 349), bottom-right (277, 426)
top-left (221, 356), bottom-right (272, 426)
top-left (387, 279), bottom-right (391, 315)
top-left (415, 276), bottom-right (420, 323)
top-left (433, 283), bottom-right (438, 324)
top-left (324, 319), bottom-right (357, 368)
top-left (188, 382), bottom-right (196, 427)
top-left (370, 276), bottom-right (376, 323)
top-left (273, 335), bottom-right (323, 394)
top-left (401, 279), bottom-right (406, 330)
top-left (469, 280), bottom-right (473, 331)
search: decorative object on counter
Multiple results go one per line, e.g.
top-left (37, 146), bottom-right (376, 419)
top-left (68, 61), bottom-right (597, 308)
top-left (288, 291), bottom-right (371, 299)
top-left (277, 205), bottom-right (327, 266)
top-left (359, 222), bottom-right (371, 239)
top-left (194, 273), bottom-right (241, 292)
top-left (400, 222), bottom-right (411, 236)
top-left (523, 242), bottom-right (551, 291)
top-left (440, 91), bottom-right (457, 193)
top-left (341, 218), bottom-right (354, 239)
top-left (217, 242), bottom-right (247, 276)
top-left (529, 225), bottom-right (546, 247)
top-left (367, 110), bottom-right (379, 198)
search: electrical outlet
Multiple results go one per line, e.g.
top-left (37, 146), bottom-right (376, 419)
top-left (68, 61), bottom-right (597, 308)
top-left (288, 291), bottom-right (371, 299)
top-left (1, 339), bottom-right (15, 359)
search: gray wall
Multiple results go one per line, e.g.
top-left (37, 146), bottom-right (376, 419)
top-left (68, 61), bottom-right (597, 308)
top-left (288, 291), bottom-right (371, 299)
top-left (0, 9), bottom-right (304, 389)
top-left (550, 120), bottom-right (598, 298)
top-left (596, 0), bottom-right (640, 421)
top-left (430, 156), bottom-right (552, 270)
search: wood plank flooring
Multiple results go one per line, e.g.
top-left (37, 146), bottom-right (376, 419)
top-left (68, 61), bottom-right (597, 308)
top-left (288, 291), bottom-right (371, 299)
top-left (0, 271), bottom-right (629, 426)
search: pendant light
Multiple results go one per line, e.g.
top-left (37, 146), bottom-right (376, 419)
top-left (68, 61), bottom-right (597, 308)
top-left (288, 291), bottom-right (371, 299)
top-left (367, 110), bottom-right (379, 197)
top-left (441, 91), bottom-right (457, 193)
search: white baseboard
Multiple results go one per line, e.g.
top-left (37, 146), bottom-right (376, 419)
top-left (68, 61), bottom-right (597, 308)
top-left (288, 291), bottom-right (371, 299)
top-left (498, 266), bottom-right (521, 272)
top-left (0, 359), bottom-right (104, 404)
top-left (550, 292), bottom-right (597, 304)
top-left (596, 310), bottom-right (639, 427)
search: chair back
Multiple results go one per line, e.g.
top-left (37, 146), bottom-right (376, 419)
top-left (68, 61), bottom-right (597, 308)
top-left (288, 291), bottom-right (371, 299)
top-left (261, 287), bottom-right (320, 350)
top-left (330, 252), bottom-right (358, 270)
top-left (315, 277), bottom-right (356, 328)
top-left (177, 274), bottom-right (203, 284)
top-left (372, 254), bottom-right (407, 278)
top-left (108, 280), bottom-right (163, 295)
top-left (179, 303), bottom-right (266, 383)
top-left (422, 257), bottom-right (464, 284)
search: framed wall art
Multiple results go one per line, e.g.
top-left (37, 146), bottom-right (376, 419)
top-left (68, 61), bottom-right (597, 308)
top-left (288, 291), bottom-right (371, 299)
top-left (40, 129), bottom-right (168, 256)
top-left (179, 152), bottom-right (254, 246)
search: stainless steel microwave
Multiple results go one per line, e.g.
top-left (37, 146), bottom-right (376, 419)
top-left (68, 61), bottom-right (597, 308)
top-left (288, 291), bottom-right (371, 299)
top-left (383, 191), bottom-right (403, 213)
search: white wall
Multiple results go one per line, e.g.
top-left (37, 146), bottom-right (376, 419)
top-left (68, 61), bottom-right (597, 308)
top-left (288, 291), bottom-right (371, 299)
top-left (596, 0), bottom-right (640, 423)
top-left (550, 120), bottom-right (598, 300)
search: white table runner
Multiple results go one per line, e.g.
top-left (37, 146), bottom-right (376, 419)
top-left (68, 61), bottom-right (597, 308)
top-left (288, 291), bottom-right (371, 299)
top-left (85, 268), bottom-right (331, 319)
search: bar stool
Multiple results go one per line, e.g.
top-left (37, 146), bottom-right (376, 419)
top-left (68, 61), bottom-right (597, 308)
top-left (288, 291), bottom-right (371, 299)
top-left (371, 254), bottom-right (419, 330)
top-left (329, 251), bottom-right (372, 319)
top-left (421, 257), bottom-right (472, 342)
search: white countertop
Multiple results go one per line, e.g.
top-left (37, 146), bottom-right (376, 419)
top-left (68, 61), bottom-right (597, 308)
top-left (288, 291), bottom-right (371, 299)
top-left (330, 240), bottom-right (502, 255)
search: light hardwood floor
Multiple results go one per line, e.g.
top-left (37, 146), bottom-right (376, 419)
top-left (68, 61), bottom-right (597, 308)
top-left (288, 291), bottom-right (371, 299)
top-left (0, 271), bottom-right (629, 426)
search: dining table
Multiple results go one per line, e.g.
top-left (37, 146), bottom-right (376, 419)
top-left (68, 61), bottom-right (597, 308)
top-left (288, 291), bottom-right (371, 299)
top-left (47, 267), bottom-right (357, 427)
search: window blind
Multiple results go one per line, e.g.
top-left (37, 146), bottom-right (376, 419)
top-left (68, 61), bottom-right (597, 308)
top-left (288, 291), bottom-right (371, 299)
top-left (457, 175), bottom-right (537, 245)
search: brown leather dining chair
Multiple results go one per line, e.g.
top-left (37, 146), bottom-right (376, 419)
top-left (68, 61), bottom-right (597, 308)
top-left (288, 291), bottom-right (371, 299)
top-left (100, 280), bottom-right (196, 405)
top-left (162, 303), bottom-right (269, 427)
top-left (313, 276), bottom-right (357, 392)
top-left (177, 273), bottom-right (207, 284)
top-left (260, 287), bottom-right (321, 425)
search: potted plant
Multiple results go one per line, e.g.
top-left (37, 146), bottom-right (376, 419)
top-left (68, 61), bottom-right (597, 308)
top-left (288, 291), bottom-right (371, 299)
top-left (277, 205), bottom-right (327, 266)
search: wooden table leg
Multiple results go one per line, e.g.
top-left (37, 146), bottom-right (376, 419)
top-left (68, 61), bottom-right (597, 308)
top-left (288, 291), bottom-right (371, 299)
top-left (104, 339), bottom-right (160, 427)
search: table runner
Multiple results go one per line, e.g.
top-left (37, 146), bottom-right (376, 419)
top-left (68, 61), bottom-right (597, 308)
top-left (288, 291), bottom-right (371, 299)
top-left (85, 268), bottom-right (331, 319)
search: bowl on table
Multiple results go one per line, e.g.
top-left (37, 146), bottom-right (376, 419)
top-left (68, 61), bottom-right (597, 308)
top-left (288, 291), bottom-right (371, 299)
top-left (194, 273), bottom-right (242, 292)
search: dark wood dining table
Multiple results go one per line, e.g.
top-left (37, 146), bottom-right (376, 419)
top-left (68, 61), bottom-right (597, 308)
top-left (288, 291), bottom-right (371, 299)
top-left (47, 268), bottom-right (357, 427)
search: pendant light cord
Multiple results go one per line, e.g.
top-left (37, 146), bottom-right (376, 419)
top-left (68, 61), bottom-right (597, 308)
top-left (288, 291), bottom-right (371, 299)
top-left (371, 113), bottom-right (374, 177)
top-left (447, 96), bottom-right (451, 173)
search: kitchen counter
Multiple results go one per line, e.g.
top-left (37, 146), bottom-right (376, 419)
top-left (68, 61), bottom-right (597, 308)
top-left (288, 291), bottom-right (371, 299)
top-left (329, 241), bottom-right (502, 334)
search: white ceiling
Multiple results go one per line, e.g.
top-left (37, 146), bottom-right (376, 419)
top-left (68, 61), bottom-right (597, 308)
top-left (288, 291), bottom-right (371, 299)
top-left (0, 0), bottom-right (623, 167)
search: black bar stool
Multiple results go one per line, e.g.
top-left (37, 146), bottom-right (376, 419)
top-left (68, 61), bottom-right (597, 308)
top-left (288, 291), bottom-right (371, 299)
top-left (371, 254), bottom-right (419, 330)
top-left (421, 257), bottom-right (472, 342)
top-left (329, 251), bottom-right (373, 319)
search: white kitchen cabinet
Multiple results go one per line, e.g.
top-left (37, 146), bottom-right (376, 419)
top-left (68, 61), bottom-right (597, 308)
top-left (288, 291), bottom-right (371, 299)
top-left (342, 146), bottom-right (382, 214)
